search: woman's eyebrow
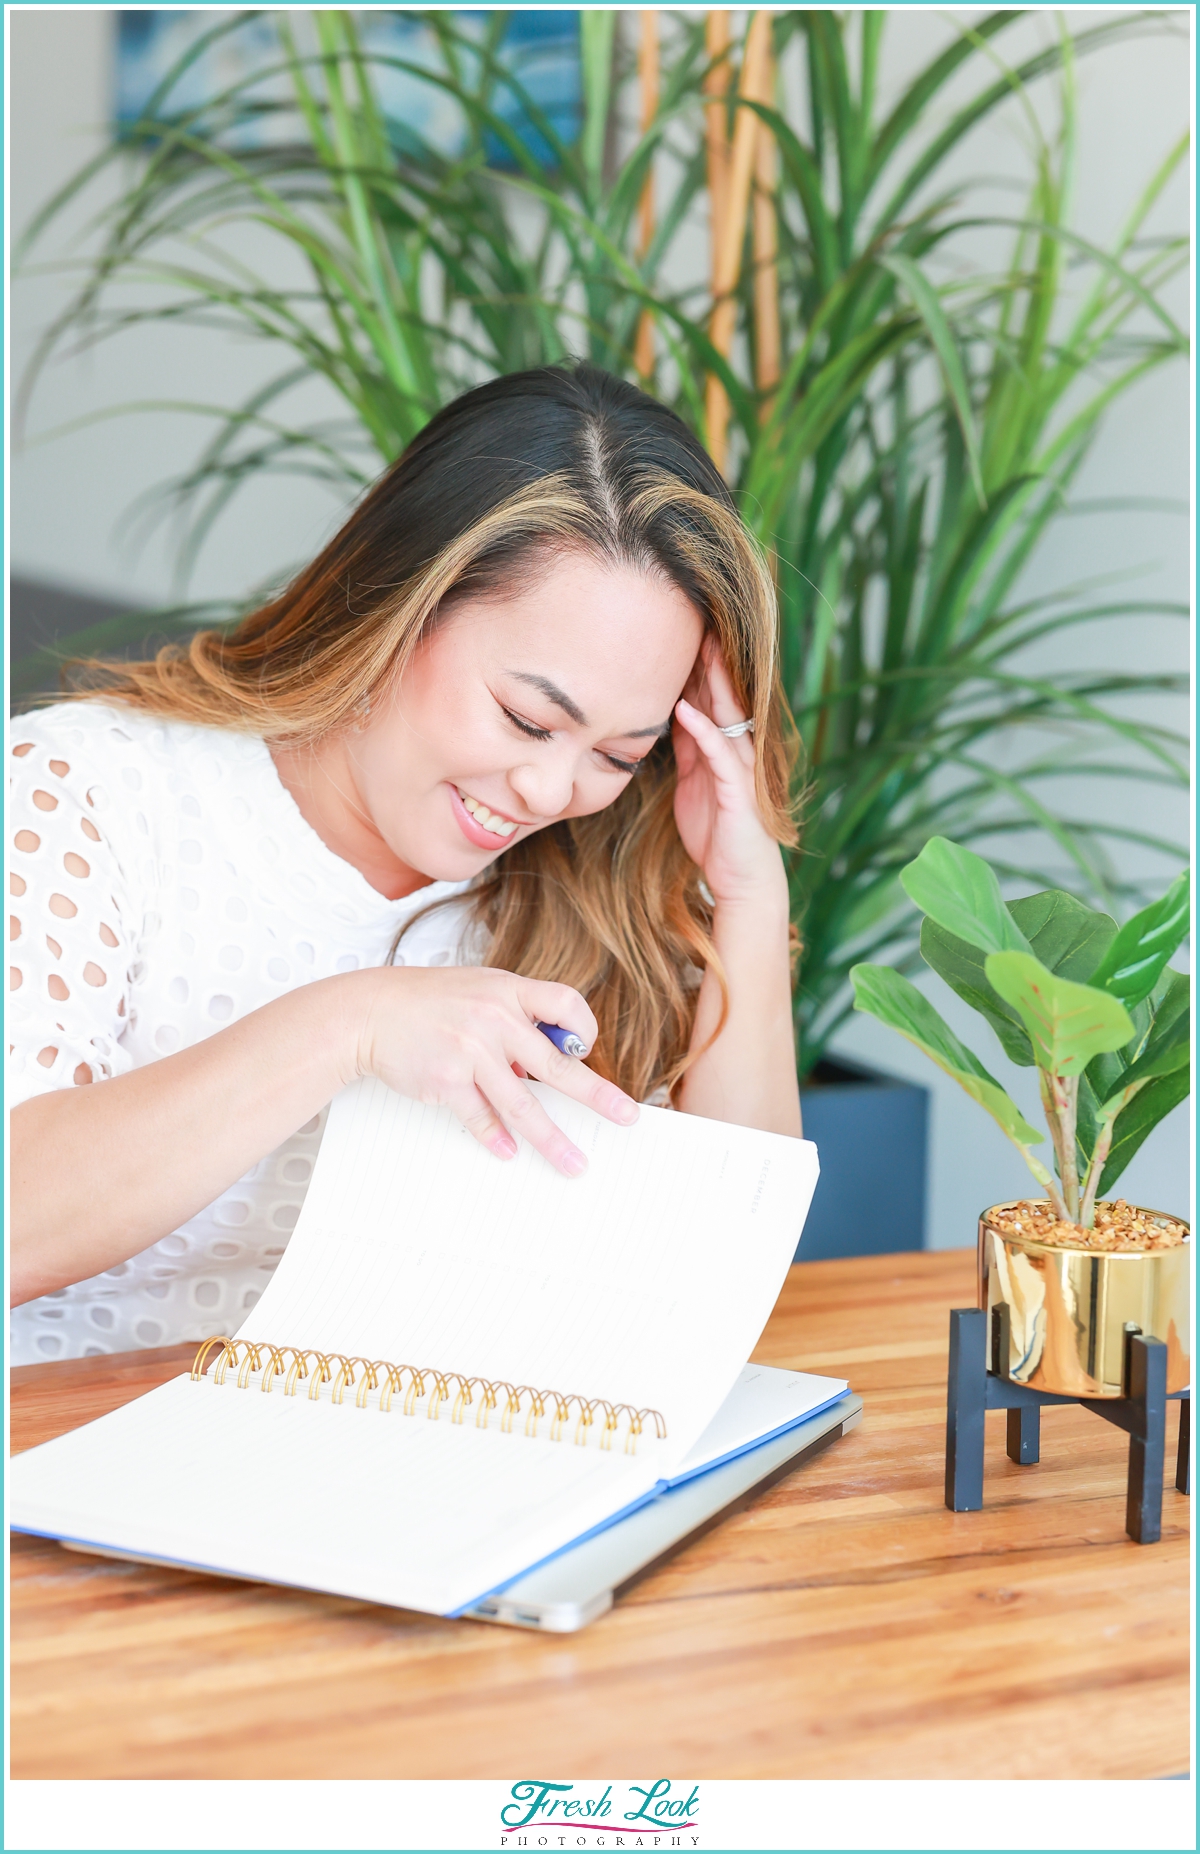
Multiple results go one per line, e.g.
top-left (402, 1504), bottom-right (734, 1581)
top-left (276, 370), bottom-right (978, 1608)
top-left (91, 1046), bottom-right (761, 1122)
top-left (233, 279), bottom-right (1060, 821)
top-left (507, 671), bottom-right (671, 740)
top-left (508, 671), bottom-right (587, 725)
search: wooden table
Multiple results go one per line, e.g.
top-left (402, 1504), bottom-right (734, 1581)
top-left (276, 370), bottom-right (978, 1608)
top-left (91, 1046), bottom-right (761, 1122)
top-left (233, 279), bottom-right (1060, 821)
top-left (10, 1251), bottom-right (1190, 1779)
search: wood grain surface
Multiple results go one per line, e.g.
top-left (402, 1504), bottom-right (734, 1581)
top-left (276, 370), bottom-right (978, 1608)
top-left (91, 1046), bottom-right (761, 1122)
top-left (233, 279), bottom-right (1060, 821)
top-left (10, 1251), bottom-right (1190, 1779)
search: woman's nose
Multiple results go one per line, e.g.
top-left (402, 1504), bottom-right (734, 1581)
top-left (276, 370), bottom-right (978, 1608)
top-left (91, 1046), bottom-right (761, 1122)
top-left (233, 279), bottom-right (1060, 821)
top-left (507, 751), bottom-right (577, 821)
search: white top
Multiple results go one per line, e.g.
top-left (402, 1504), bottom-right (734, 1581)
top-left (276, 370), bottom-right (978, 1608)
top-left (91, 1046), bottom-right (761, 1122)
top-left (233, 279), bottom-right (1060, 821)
top-left (8, 702), bottom-right (476, 1365)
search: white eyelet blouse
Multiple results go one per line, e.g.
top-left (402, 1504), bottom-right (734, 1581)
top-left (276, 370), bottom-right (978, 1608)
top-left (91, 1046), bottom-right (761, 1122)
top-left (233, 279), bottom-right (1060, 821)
top-left (8, 702), bottom-right (476, 1365)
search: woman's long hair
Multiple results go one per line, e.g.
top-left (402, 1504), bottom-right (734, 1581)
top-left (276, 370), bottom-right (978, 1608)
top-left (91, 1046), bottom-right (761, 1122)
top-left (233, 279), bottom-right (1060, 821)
top-left (72, 365), bottom-right (799, 1100)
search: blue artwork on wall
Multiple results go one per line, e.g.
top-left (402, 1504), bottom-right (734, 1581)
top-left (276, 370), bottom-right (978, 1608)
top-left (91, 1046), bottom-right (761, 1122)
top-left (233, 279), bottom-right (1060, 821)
top-left (115, 10), bottom-right (581, 169)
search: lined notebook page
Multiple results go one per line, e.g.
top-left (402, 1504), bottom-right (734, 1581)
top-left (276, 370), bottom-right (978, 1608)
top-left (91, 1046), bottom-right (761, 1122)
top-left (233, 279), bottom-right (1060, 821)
top-left (242, 1079), bottom-right (819, 1467)
top-left (668, 1363), bottom-right (849, 1486)
top-left (11, 1376), bottom-right (663, 1617)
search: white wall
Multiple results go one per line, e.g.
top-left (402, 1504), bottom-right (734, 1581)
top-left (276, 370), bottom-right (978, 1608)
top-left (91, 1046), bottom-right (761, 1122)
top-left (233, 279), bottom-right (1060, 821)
top-left (9, 7), bottom-right (354, 609)
top-left (9, 7), bottom-right (1191, 1242)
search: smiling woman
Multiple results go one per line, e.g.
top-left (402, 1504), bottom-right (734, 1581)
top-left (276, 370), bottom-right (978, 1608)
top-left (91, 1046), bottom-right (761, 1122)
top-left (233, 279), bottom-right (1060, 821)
top-left (271, 551), bottom-right (702, 889)
top-left (9, 364), bottom-right (801, 1361)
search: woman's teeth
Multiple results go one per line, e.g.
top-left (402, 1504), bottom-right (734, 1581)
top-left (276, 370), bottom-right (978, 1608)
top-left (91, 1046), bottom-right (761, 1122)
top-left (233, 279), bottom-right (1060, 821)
top-left (458, 790), bottom-right (518, 837)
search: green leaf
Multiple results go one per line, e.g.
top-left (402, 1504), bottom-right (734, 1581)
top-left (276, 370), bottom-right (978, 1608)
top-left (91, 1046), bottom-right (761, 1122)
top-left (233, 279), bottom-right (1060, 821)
top-left (900, 836), bottom-right (1031, 955)
top-left (1078, 968), bottom-right (1189, 1161)
top-left (881, 252), bottom-right (985, 505)
top-left (919, 918), bottom-right (1034, 1066)
top-left (579, 12), bottom-right (616, 191)
top-left (1115, 1022), bottom-right (1189, 1091)
top-left (1110, 971), bottom-right (1190, 1093)
top-left (1074, 1068), bottom-right (1103, 1171)
top-left (1140, 966), bottom-right (1191, 1051)
top-left (1086, 871), bottom-right (1190, 1009)
top-left (850, 963), bottom-right (1044, 1149)
top-left (1097, 1065), bottom-right (1191, 1199)
top-left (985, 952), bottom-right (1134, 1076)
top-left (1008, 890), bottom-right (1117, 982)
top-left (838, 873), bottom-right (905, 944)
top-left (920, 887), bottom-right (1118, 1069)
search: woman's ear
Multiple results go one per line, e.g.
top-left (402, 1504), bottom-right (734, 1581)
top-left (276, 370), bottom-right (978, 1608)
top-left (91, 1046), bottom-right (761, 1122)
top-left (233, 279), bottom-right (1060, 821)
top-left (682, 632), bottom-right (715, 706)
top-left (680, 653), bottom-right (704, 707)
top-left (683, 632), bottom-right (729, 716)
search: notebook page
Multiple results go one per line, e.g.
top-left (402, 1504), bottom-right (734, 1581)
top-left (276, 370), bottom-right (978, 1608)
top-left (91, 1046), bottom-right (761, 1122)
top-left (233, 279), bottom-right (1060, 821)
top-left (9, 1375), bottom-right (665, 1618)
top-left (240, 1079), bottom-right (819, 1468)
top-left (667, 1363), bottom-right (850, 1486)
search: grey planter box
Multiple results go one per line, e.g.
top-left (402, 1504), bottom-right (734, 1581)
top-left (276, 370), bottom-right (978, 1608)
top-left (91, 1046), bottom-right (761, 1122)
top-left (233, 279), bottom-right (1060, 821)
top-left (796, 1057), bottom-right (929, 1260)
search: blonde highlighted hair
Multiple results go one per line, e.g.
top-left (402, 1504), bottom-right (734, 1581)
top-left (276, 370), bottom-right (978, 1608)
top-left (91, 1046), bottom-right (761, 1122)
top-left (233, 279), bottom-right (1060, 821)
top-left (71, 365), bottom-right (798, 1100)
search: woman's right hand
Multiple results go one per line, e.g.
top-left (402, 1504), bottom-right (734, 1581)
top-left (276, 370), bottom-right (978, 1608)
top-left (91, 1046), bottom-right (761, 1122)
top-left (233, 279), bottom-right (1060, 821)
top-left (341, 966), bottom-right (639, 1177)
top-left (12, 961), bottom-right (637, 1304)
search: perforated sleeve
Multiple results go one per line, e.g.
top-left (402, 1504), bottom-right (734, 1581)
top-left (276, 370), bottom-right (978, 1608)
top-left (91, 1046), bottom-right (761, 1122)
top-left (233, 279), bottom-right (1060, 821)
top-left (8, 728), bottom-right (137, 1105)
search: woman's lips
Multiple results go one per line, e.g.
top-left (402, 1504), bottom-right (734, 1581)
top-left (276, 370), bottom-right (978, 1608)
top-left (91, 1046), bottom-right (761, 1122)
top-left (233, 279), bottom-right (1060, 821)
top-left (449, 783), bottom-right (525, 851)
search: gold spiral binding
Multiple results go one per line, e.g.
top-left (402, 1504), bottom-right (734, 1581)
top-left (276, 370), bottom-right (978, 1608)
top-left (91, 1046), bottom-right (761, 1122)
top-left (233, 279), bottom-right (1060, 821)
top-left (190, 1338), bottom-right (666, 1452)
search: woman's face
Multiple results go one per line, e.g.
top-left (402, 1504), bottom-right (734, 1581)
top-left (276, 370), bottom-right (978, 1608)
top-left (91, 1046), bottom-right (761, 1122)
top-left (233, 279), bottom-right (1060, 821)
top-left (340, 550), bottom-right (705, 892)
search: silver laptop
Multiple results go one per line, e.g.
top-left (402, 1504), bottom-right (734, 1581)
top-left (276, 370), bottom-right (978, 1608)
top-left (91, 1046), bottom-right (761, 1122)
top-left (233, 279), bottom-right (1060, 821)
top-left (462, 1392), bottom-right (863, 1632)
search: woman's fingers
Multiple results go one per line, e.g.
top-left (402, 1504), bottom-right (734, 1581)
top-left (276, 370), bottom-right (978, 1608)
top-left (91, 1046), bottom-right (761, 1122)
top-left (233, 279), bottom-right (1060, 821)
top-left (671, 706), bottom-right (702, 777)
top-left (700, 641), bottom-right (747, 729)
top-left (675, 698), bottom-right (754, 788)
top-left (454, 1082), bottom-right (519, 1161)
top-left (473, 1057), bottom-right (591, 1176)
top-left (513, 1019), bottom-right (640, 1126)
top-left (361, 967), bottom-right (638, 1175)
top-left (690, 636), bottom-right (750, 732)
top-left (513, 977), bottom-right (599, 1054)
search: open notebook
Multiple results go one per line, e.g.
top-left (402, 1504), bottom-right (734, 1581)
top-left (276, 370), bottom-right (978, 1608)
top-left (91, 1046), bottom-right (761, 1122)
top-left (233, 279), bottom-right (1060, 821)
top-left (11, 1078), bottom-right (843, 1618)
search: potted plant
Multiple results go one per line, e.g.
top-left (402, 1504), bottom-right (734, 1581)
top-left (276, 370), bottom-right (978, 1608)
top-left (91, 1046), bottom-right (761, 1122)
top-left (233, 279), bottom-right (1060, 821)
top-left (850, 837), bottom-right (1189, 1397)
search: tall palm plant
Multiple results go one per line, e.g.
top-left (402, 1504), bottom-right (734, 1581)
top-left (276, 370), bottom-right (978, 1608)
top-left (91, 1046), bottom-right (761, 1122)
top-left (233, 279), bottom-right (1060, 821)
top-left (16, 8), bottom-right (1188, 1076)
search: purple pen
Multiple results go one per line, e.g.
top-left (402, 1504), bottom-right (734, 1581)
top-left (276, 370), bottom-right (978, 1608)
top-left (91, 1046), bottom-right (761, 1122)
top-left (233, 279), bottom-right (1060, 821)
top-left (537, 1021), bottom-right (589, 1060)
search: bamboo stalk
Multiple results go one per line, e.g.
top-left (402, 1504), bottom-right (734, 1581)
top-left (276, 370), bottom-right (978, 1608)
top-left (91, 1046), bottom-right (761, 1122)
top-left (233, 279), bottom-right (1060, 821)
top-left (752, 26), bottom-right (780, 415)
top-left (634, 10), bottom-right (659, 383)
top-left (706, 10), bottom-right (772, 475)
top-left (703, 11), bottom-right (732, 456)
top-left (704, 11), bottom-right (732, 252)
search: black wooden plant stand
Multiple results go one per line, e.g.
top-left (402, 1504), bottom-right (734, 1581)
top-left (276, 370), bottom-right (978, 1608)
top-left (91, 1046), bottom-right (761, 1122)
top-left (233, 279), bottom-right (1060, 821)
top-left (945, 1307), bottom-right (1191, 1544)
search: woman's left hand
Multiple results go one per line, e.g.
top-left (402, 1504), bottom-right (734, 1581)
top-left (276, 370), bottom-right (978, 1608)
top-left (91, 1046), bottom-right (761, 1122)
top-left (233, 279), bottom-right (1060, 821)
top-left (672, 637), bottom-right (788, 909)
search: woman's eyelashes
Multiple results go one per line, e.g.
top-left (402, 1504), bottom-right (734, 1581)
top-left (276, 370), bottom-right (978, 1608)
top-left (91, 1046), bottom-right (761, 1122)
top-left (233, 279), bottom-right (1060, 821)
top-left (501, 705), bottom-right (552, 743)
top-left (499, 704), bottom-right (646, 777)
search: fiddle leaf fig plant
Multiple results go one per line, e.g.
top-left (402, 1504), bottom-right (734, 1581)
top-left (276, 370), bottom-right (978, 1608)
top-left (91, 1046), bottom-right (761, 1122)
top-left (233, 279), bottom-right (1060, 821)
top-left (851, 840), bottom-right (1190, 1229)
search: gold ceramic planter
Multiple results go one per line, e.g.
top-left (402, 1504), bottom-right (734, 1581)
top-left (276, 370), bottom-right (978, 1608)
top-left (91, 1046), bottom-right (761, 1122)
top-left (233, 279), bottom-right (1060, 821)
top-left (978, 1202), bottom-right (1191, 1399)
